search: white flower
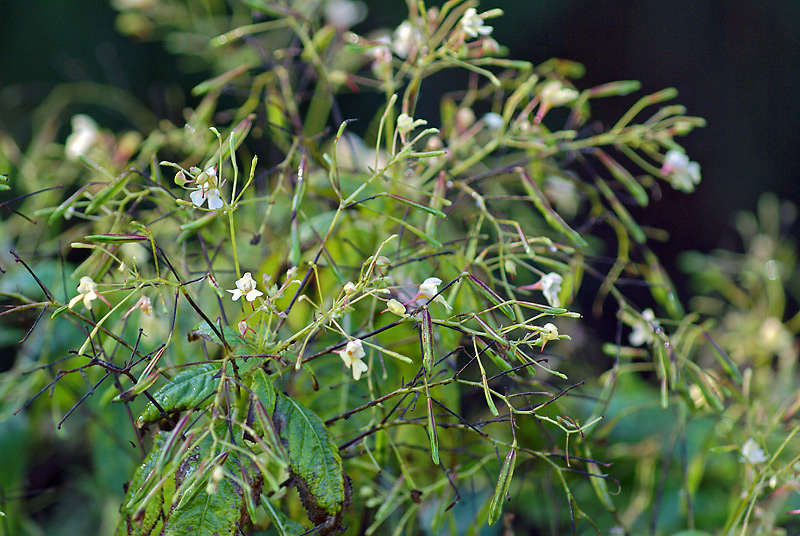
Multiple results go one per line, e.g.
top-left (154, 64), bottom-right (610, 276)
top-left (417, 277), bottom-right (451, 309)
top-left (392, 20), bottom-right (423, 58)
top-left (540, 81), bottom-right (579, 108)
top-left (68, 276), bottom-right (100, 310)
top-left (336, 339), bottom-right (368, 380)
top-left (629, 308), bottom-right (660, 346)
top-left (418, 277), bottom-right (442, 299)
top-left (661, 150), bottom-right (701, 193)
top-left (227, 272), bottom-right (264, 302)
top-left (460, 8), bottom-right (493, 39)
top-left (190, 167), bottom-right (224, 210)
top-left (324, 0), bottom-right (366, 28)
top-left (741, 438), bottom-right (768, 464)
top-left (343, 281), bottom-right (357, 295)
top-left (539, 272), bottom-right (563, 307)
top-left (65, 115), bottom-right (99, 160)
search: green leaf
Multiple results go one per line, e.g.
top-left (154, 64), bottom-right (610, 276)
top-left (137, 363), bottom-right (223, 426)
top-left (273, 394), bottom-right (350, 529)
top-left (248, 369), bottom-right (277, 439)
top-left (167, 452), bottom-right (246, 535)
top-left (116, 431), bottom-right (257, 536)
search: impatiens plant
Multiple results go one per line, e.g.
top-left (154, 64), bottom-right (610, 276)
top-left (1, 1), bottom-right (798, 535)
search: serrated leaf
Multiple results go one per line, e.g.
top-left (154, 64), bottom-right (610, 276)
top-left (167, 452), bottom-right (245, 536)
top-left (467, 274), bottom-right (515, 320)
top-left (137, 363), bottom-right (224, 426)
top-left (488, 448), bottom-right (516, 525)
top-left (273, 394), bottom-right (349, 530)
top-left (117, 430), bottom-right (257, 536)
top-left (248, 369), bottom-right (277, 440)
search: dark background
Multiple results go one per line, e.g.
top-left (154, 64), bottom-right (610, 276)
top-left (2, 0), bottom-right (799, 297)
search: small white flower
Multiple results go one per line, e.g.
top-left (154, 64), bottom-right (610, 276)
top-left (460, 8), bottom-right (493, 39)
top-left (392, 20), bottom-right (423, 58)
top-left (227, 272), bottom-right (264, 302)
top-left (629, 308), bottom-right (660, 347)
top-left (661, 150), bottom-right (701, 193)
top-left (741, 438), bottom-right (768, 464)
top-left (336, 339), bottom-right (369, 380)
top-left (65, 115), bottom-right (99, 160)
top-left (190, 167), bottom-right (224, 210)
top-left (539, 272), bottom-right (563, 307)
top-left (418, 277), bottom-right (442, 299)
top-left (68, 276), bottom-right (100, 310)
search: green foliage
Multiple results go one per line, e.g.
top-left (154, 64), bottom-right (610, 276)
top-left (1, 0), bottom-right (798, 535)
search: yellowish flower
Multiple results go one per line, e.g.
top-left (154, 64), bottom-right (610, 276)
top-left (68, 277), bottom-right (100, 310)
top-left (414, 277), bottom-right (451, 309)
